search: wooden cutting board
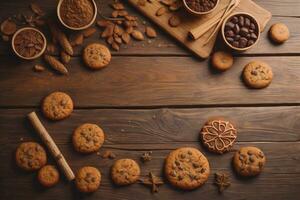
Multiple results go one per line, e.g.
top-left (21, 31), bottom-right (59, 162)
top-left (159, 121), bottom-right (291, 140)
top-left (128, 0), bottom-right (272, 58)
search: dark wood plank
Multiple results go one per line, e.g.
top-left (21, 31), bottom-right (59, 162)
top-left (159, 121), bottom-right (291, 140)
top-left (0, 108), bottom-right (299, 200)
top-left (1, 56), bottom-right (300, 107)
top-left (1, 108), bottom-right (300, 144)
top-left (0, 1), bottom-right (299, 56)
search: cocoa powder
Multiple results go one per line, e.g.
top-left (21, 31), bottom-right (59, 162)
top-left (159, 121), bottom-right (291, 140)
top-left (60, 0), bottom-right (94, 28)
top-left (14, 29), bottom-right (44, 58)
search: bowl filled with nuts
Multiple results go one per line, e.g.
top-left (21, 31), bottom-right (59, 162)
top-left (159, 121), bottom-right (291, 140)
top-left (11, 27), bottom-right (47, 60)
top-left (222, 12), bottom-right (260, 51)
top-left (183, 0), bottom-right (219, 16)
top-left (57, 0), bottom-right (98, 31)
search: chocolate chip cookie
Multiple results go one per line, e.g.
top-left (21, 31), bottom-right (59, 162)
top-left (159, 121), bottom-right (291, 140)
top-left (243, 61), bottom-right (273, 89)
top-left (75, 166), bottom-right (101, 193)
top-left (15, 142), bottom-right (47, 171)
top-left (211, 51), bottom-right (234, 71)
top-left (111, 159), bottom-right (140, 185)
top-left (72, 123), bottom-right (105, 153)
top-left (201, 119), bottom-right (237, 154)
top-left (42, 91), bottom-right (74, 120)
top-left (269, 23), bottom-right (290, 44)
top-left (38, 165), bottom-right (60, 187)
top-left (233, 146), bottom-right (266, 176)
top-left (165, 147), bottom-right (210, 190)
top-left (83, 43), bottom-right (111, 69)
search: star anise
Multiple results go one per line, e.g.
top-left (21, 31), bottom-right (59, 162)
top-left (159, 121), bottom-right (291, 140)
top-left (141, 151), bottom-right (152, 162)
top-left (214, 172), bottom-right (231, 193)
top-left (139, 172), bottom-right (164, 193)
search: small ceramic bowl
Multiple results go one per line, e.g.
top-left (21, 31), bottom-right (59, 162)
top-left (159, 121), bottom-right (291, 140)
top-left (57, 0), bottom-right (98, 31)
top-left (183, 0), bottom-right (219, 16)
top-left (11, 27), bottom-right (47, 60)
top-left (222, 12), bottom-right (260, 51)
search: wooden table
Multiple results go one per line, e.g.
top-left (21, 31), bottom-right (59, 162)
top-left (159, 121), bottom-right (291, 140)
top-left (0, 0), bottom-right (299, 199)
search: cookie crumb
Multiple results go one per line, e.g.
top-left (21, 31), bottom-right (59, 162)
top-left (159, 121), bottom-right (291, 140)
top-left (101, 150), bottom-right (116, 159)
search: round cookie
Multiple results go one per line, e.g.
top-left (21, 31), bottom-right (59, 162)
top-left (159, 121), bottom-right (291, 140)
top-left (42, 92), bottom-right (73, 121)
top-left (242, 61), bottom-right (273, 89)
top-left (233, 146), bottom-right (266, 177)
top-left (165, 147), bottom-right (210, 190)
top-left (15, 142), bottom-right (47, 171)
top-left (211, 51), bottom-right (234, 71)
top-left (269, 23), bottom-right (290, 44)
top-left (72, 123), bottom-right (105, 153)
top-left (75, 166), bottom-right (101, 193)
top-left (201, 119), bottom-right (237, 154)
top-left (38, 165), bottom-right (60, 187)
top-left (111, 159), bottom-right (140, 185)
top-left (83, 43), bottom-right (111, 69)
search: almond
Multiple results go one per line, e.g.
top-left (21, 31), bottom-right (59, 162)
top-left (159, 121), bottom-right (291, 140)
top-left (156, 7), bottom-right (167, 16)
top-left (82, 27), bottom-right (97, 38)
top-left (145, 26), bottom-right (157, 38)
top-left (121, 32), bottom-right (131, 44)
top-left (111, 42), bottom-right (120, 51)
top-left (101, 24), bottom-right (114, 38)
top-left (131, 30), bottom-right (144, 41)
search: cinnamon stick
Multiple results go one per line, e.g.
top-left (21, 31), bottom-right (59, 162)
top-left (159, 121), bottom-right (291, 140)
top-left (28, 112), bottom-right (75, 181)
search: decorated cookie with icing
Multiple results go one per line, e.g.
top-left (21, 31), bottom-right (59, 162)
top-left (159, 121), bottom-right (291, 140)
top-left (200, 119), bottom-right (237, 154)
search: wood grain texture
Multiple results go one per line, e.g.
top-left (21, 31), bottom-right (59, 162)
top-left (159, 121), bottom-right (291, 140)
top-left (0, 56), bottom-right (300, 107)
top-left (0, 108), bottom-right (299, 200)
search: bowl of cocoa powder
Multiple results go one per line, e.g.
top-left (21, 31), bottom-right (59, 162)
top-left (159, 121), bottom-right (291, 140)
top-left (57, 0), bottom-right (97, 30)
top-left (183, 0), bottom-right (219, 16)
top-left (222, 12), bottom-right (260, 51)
top-left (11, 27), bottom-right (47, 60)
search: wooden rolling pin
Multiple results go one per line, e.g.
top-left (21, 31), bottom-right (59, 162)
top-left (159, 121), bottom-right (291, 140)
top-left (28, 112), bottom-right (75, 181)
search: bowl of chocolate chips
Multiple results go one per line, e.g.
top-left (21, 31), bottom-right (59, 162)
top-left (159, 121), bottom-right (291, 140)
top-left (183, 0), bottom-right (219, 16)
top-left (11, 27), bottom-right (47, 60)
top-left (222, 12), bottom-right (260, 51)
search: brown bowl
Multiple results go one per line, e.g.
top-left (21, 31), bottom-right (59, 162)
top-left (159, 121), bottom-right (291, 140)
top-left (183, 0), bottom-right (219, 16)
top-left (222, 12), bottom-right (260, 51)
top-left (57, 0), bottom-right (98, 31)
top-left (11, 27), bottom-right (47, 60)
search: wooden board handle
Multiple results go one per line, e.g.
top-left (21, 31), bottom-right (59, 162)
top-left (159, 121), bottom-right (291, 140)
top-left (28, 112), bottom-right (75, 181)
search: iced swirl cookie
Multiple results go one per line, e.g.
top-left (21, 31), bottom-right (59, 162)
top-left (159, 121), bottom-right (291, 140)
top-left (38, 165), bottom-right (60, 187)
top-left (243, 61), bottom-right (273, 89)
top-left (15, 142), bottom-right (47, 171)
top-left (201, 118), bottom-right (237, 154)
top-left (83, 43), bottom-right (111, 69)
top-left (165, 147), bottom-right (210, 190)
top-left (111, 159), bottom-right (140, 185)
top-left (72, 123), bottom-right (105, 153)
top-left (233, 146), bottom-right (266, 176)
top-left (42, 91), bottom-right (73, 120)
top-left (75, 166), bottom-right (101, 193)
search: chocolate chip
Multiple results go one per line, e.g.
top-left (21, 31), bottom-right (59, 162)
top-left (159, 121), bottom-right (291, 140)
top-left (249, 156), bottom-right (255, 163)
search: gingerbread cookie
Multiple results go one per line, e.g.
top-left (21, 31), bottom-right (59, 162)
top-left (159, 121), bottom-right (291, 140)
top-left (165, 147), bottom-right (210, 190)
top-left (201, 119), bottom-right (237, 154)
top-left (233, 146), bottom-right (266, 176)
top-left (269, 23), bottom-right (290, 44)
top-left (72, 123), bottom-right (105, 153)
top-left (38, 165), bottom-right (60, 187)
top-left (243, 61), bottom-right (273, 89)
top-left (42, 92), bottom-right (73, 120)
top-left (15, 142), bottom-right (47, 171)
top-left (83, 43), bottom-right (111, 69)
top-left (111, 159), bottom-right (140, 185)
top-left (211, 51), bottom-right (234, 71)
top-left (75, 166), bottom-right (101, 193)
